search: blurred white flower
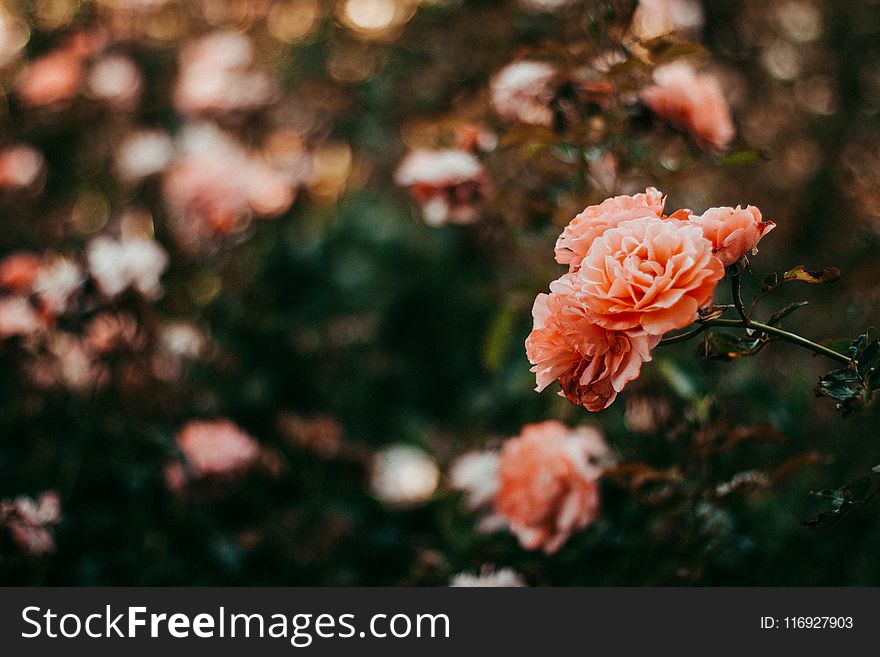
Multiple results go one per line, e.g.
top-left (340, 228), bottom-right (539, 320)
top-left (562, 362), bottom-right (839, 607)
top-left (370, 444), bottom-right (439, 507)
top-left (631, 0), bottom-right (704, 41)
top-left (115, 129), bottom-right (175, 184)
top-left (0, 144), bottom-right (45, 190)
top-left (87, 234), bottom-right (169, 299)
top-left (0, 296), bottom-right (40, 338)
top-left (448, 450), bottom-right (499, 510)
top-left (33, 256), bottom-right (84, 315)
top-left (87, 54), bottom-right (142, 110)
top-left (450, 566), bottom-right (526, 587)
top-left (490, 60), bottom-right (558, 127)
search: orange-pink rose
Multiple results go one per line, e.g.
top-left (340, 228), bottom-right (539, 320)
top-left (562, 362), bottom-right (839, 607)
top-left (555, 187), bottom-right (665, 271)
top-left (577, 216), bottom-right (724, 335)
top-left (176, 419), bottom-right (260, 477)
top-left (689, 205), bottom-right (775, 266)
top-left (640, 61), bottom-right (735, 152)
top-left (495, 421), bottom-right (611, 554)
top-left (526, 273), bottom-right (659, 411)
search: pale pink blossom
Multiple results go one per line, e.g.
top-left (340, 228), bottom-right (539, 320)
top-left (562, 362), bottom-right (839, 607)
top-left (86, 234), bottom-right (169, 299)
top-left (115, 129), bottom-right (174, 184)
top-left (174, 31), bottom-right (274, 117)
top-left (86, 54), bottom-right (142, 111)
top-left (176, 419), bottom-right (261, 477)
top-left (689, 205), bottom-right (776, 266)
top-left (631, 0), bottom-right (704, 40)
top-left (641, 62), bottom-right (735, 152)
top-left (448, 450), bottom-right (500, 510)
top-left (0, 296), bottom-right (40, 338)
top-left (162, 124), bottom-right (296, 251)
top-left (33, 256), bottom-right (84, 316)
top-left (526, 273), bottom-right (660, 411)
top-left (0, 145), bottom-right (45, 190)
top-left (85, 312), bottom-right (141, 353)
top-left (490, 60), bottom-right (558, 127)
top-left (576, 216), bottom-right (724, 335)
top-left (555, 187), bottom-right (666, 271)
top-left (394, 149), bottom-right (487, 226)
top-left (495, 421), bottom-right (611, 554)
top-left (0, 491), bottom-right (62, 556)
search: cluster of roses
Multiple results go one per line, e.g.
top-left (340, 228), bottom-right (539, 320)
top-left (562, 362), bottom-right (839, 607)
top-left (526, 187), bottom-right (775, 411)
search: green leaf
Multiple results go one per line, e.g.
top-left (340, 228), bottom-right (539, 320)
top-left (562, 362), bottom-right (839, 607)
top-left (482, 303), bottom-right (517, 373)
top-left (714, 149), bottom-right (767, 167)
top-left (498, 125), bottom-right (560, 149)
top-left (783, 265), bottom-right (840, 284)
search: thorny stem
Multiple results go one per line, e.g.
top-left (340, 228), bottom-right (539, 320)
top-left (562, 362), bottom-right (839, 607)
top-left (730, 265), bottom-right (749, 325)
top-left (659, 318), bottom-right (851, 365)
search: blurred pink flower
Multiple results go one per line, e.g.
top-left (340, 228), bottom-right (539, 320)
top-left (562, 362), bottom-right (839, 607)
top-left (33, 256), bottom-right (84, 316)
top-left (86, 234), bottom-right (169, 299)
top-left (0, 145), bottom-right (45, 190)
top-left (526, 273), bottom-right (659, 411)
top-left (163, 124), bottom-right (296, 251)
top-left (86, 54), bottom-right (142, 111)
top-left (641, 62), bottom-right (735, 152)
top-left (555, 187), bottom-right (666, 271)
top-left (85, 312), bottom-right (141, 354)
top-left (394, 148), bottom-right (487, 226)
top-left (115, 129), bottom-right (174, 184)
top-left (174, 31), bottom-right (275, 117)
top-left (1, 491), bottom-right (62, 556)
top-left (495, 421), bottom-right (611, 554)
top-left (689, 205), bottom-right (775, 266)
top-left (176, 419), bottom-right (261, 477)
top-left (0, 252), bottom-right (41, 292)
top-left (0, 296), bottom-right (40, 338)
top-left (16, 49), bottom-right (83, 107)
top-left (631, 0), bottom-right (704, 40)
top-left (490, 60), bottom-right (558, 127)
top-left (576, 216), bottom-right (724, 335)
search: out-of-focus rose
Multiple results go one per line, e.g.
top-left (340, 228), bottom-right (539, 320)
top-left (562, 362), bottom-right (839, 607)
top-left (555, 187), bottom-right (666, 271)
top-left (174, 31), bottom-right (275, 117)
top-left (450, 566), bottom-right (526, 587)
top-left (115, 130), bottom-right (174, 184)
top-left (370, 444), bottom-right (439, 507)
top-left (0, 296), bottom-right (40, 338)
top-left (394, 149), bottom-right (487, 226)
top-left (490, 60), bottom-right (558, 127)
top-left (526, 273), bottom-right (660, 411)
top-left (448, 450), bottom-right (500, 510)
top-left (86, 54), bottom-right (142, 111)
top-left (0, 491), bottom-right (62, 556)
top-left (0, 252), bottom-right (41, 292)
top-left (16, 49), bottom-right (83, 108)
top-left (0, 145), bottom-right (46, 190)
top-left (33, 256), bottom-right (84, 316)
top-left (162, 124), bottom-right (296, 251)
top-left (576, 216), bottom-right (724, 335)
top-left (85, 312), bottom-right (140, 354)
top-left (689, 205), bottom-right (775, 266)
top-left (495, 421), bottom-right (612, 554)
top-left (176, 419), bottom-right (261, 477)
top-left (641, 62), bottom-right (735, 152)
top-left (86, 234), bottom-right (169, 299)
top-left (631, 0), bottom-right (704, 40)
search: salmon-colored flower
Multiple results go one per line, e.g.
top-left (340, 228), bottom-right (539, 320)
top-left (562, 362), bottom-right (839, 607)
top-left (176, 419), bottom-right (260, 477)
top-left (555, 187), bottom-right (665, 271)
top-left (495, 421), bottom-right (612, 554)
top-left (641, 61), bottom-right (735, 152)
top-left (526, 273), bottom-right (659, 411)
top-left (0, 252), bottom-right (41, 292)
top-left (689, 205), bottom-right (775, 266)
top-left (577, 216), bottom-right (724, 335)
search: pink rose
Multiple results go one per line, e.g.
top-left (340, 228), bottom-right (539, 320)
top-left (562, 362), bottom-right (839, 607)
top-left (640, 61), bottom-right (735, 152)
top-left (526, 273), bottom-right (659, 411)
top-left (176, 419), bottom-right (260, 477)
top-left (689, 205), bottom-right (776, 266)
top-left (577, 216), bottom-right (724, 335)
top-left (555, 187), bottom-right (665, 271)
top-left (495, 421), bottom-right (611, 554)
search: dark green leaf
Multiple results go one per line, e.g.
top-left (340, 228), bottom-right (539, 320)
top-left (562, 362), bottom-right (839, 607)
top-left (699, 332), bottom-right (763, 361)
top-left (767, 301), bottom-right (808, 326)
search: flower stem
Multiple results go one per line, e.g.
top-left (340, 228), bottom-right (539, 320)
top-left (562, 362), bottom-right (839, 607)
top-left (659, 318), bottom-right (851, 365)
